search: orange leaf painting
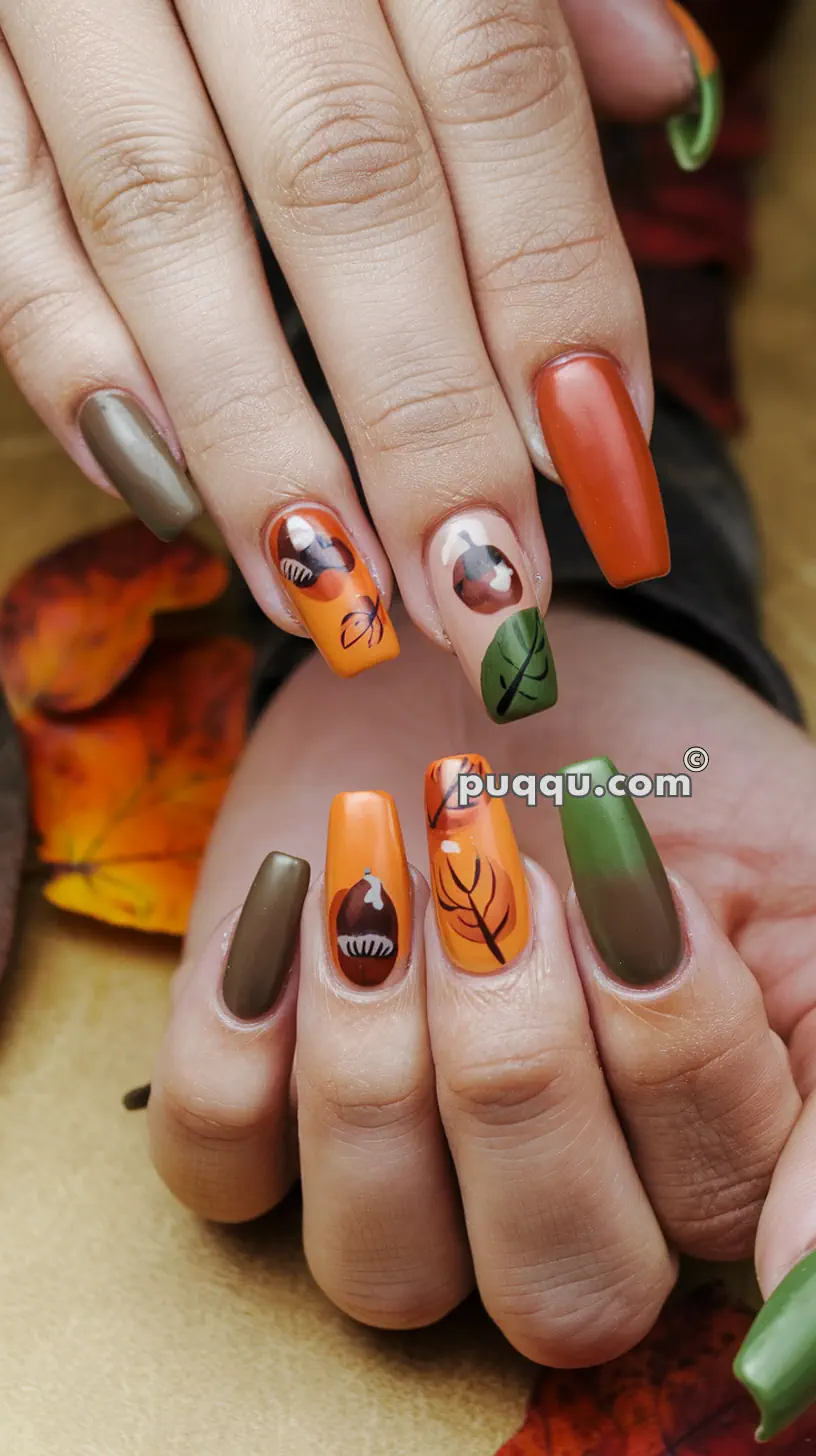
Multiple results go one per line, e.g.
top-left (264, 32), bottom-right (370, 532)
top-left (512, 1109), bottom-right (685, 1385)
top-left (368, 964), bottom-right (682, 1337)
top-left (26, 637), bottom-right (252, 935)
top-left (496, 1286), bottom-right (816, 1454)
top-left (0, 520), bottom-right (228, 718)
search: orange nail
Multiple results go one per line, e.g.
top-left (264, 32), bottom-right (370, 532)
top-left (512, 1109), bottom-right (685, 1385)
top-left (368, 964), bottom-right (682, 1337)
top-left (269, 505), bottom-right (399, 677)
top-left (536, 353), bottom-right (670, 589)
top-left (326, 791), bottom-right (411, 987)
top-left (425, 755), bottom-right (529, 974)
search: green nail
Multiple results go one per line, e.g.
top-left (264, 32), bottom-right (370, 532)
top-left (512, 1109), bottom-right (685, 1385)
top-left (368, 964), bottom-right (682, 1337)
top-left (480, 606), bottom-right (557, 724)
top-left (558, 756), bottom-right (682, 986)
top-left (667, 62), bottom-right (724, 173)
top-left (734, 1250), bottom-right (816, 1442)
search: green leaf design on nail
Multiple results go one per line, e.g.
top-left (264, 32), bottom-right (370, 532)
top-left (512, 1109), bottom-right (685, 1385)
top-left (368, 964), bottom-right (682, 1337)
top-left (480, 607), bottom-right (557, 723)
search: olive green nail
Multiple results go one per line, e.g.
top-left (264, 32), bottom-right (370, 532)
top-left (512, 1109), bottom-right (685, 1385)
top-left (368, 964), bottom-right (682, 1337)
top-left (78, 391), bottom-right (202, 542)
top-left (734, 1249), bottom-right (816, 1442)
top-left (665, 3), bottom-right (723, 173)
top-left (558, 756), bottom-right (682, 986)
top-left (222, 852), bottom-right (311, 1021)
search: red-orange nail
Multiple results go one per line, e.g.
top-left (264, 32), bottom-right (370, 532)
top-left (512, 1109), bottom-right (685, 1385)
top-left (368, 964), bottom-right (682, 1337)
top-left (536, 354), bottom-right (670, 589)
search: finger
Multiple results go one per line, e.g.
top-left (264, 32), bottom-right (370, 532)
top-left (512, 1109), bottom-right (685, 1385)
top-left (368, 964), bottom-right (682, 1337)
top-left (296, 792), bottom-right (471, 1328)
top-left (177, 0), bottom-right (558, 719)
top-left (2, 2), bottom-right (398, 671)
top-left (734, 1096), bottom-right (816, 1443)
top-left (559, 756), bottom-right (801, 1262)
top-left (0, 36), bottom-right (199, 535)
top-left (384, 0), bottom-right (669, 590)
top-left (148, 852), bottom-right (310, 1222)
top-left (424, 755), bottom-right (675, 1366)
top-left (562, 0), bottom-right (712, 127)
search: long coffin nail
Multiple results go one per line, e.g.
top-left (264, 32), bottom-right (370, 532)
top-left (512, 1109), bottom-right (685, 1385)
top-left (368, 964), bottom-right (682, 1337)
top-left (425, 754), bottom-right (529, 974)
top-left (428, 511), bottom-right (557, 724)
top-left (536, 354), bottom-right (670, 588)
top-left (665, 2), bottom-right (723, 172)
top-left (268, 505), bottom-right (400, 677)
top-left (326, 791), bottom-right (411, 987)
top-left (559, 756), bottom-right (682, 986)
top-left (734, 1250), bottom-right (816, 1442)
top-left (78, 391), bottom-right (201, 543)
top-left (222, 852), bottom-right (311, 1020)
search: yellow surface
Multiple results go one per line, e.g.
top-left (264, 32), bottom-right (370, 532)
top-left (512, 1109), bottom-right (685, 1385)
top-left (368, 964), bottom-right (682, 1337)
top-left (1, 6), bottom-right (816, 1448)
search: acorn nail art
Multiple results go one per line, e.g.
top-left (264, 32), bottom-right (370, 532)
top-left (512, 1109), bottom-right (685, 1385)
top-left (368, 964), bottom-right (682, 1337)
top-left (326, 791), bottom-right (411, 987)
top-left (665, 2), bottom-right (723, 172)
top-left (269, 505), bottom-right (399, 677)
top-left (425, 754), bottom-right (530, 973)
top-left (428, 512), bottom-right (556, 724)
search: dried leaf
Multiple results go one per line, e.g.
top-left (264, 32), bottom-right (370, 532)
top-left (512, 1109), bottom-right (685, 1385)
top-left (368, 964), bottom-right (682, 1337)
top-left (496, 1285), bottom-right (816, 1454)
top-left (26, 637), bottom-right (252, 934)
top-left (0, 687), bottom-right (26, 980)
top-left (0, 520), bottom-right (228, 718)
top-left (340, 594), bottom-right (384, 651)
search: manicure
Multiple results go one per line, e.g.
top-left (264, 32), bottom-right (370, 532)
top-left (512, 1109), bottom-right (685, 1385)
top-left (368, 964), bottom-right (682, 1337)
top-left (326, 791), bottom-right (411, 987)
top-left (425, 754), bottom-right (529, 974)
top-left (665, 2), bottom-right (723, 173)
top-left (734, 1249), bottom-right (816, 1442)
top-left (221, 852), bottom-right (311, 1020)
top-left (536, 353), bottom-right (670, 588)
top-left (78, 391), bottom-right (201, 543)
top-left (558, 756), bottom-right (682, 986)
top-left (427, 511), bottom-right (557, 723)
top-left (269, 504), bottom-right (399, 677)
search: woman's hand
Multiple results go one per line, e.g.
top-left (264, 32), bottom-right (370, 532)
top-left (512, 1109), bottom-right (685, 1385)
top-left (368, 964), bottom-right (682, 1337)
top-left (0, 1), bottom-right (716, 717)
top-left (145, 601), bottom-right (816, 1427)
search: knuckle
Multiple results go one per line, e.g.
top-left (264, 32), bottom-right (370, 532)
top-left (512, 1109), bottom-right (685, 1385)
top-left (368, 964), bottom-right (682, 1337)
top-left (158, 1070), bottom-right (267, 1149)
top-left (0, 115), bottom-right (56, 207)
top-left (360, 374), bottom-right (499, 459)
top-left (73, 129), bottom-right (234, 252)
top-left (270, 78), bottom-right (428, 225)
top-left (304, 1068), bottom-right (436, 1139)
top-left (439, 1040), bottom-right (589, 1129)
top-left (0, 280), bottom-right (82, 365)
top-left (496, 1259), bottom-right (671, 1367)
top-left (333, 1280), bottom-right (464, 1332)
top-left (474, 219), bottom-right (607, 297)
top-left (668, 1173), bottom-right (768, 1261)
top-left (432, 7), bottom-right (572, 127)
top-left (179, 371), bottom-right (306, 472)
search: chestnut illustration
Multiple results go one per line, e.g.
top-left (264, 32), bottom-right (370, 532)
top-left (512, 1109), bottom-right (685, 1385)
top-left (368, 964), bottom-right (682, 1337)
top-left (335, 870), bottom-right (398, 986)
top-left (452, 533), bottom-right (522, 614)
top-left (276, 515), bottom-right (354, 601)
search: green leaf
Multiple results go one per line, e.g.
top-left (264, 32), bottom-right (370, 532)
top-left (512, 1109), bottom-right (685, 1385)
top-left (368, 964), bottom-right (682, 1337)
top-left (480, 607), bottom-right (557, 724)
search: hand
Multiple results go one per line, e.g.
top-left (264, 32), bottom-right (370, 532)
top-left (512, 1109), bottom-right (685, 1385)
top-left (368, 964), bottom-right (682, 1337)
top-left (145, 601), bottom-right (816, 1404)
top-left (0, 0), bottom-right (716, 720)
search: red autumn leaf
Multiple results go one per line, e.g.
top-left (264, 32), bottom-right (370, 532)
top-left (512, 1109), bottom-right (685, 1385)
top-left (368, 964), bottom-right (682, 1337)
top-left (25, 636), bottom-right (252, 935)
top-left (496, 1285), bottom-right (816, 1454)
top-left (0, 519), bottom-right (228, 718)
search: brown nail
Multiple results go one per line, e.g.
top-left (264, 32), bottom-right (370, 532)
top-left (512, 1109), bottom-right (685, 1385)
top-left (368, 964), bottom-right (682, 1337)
top-left (78, 391), bottom-right (201, 542)
top-left (221, 852), bottom-right (311, 1020)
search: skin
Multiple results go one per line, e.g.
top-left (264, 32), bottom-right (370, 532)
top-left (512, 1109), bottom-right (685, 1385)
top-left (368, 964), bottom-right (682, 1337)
top-left (0, 0), bottom-right (695, 678)
top-left (148, 601), bottom-right (816, 1365)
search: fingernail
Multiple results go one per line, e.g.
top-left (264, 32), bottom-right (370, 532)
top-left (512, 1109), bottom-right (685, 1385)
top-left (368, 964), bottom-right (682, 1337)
top-left (427, 511), bottom-right (557, 723)
top-left (734, 1249), bottom-right (816, 1442)
top-left (558, 756), bottom-right (682, 986)
top-left (326, 791), bottom-right (411, 987)
top-left (665, 2), bottom-right (723, 172)
top-left (123, 1083), bottom-right (151, 1110)
top-left (78, 391), bottom-right (201, 543)
top-left (221, 852), bottom-right (311, 1020)
top-left (268, 505), bottom-right (400, 677)
top-left (425, 754), bottom-right (529, 974)
top-left (536, 353), bottom-right (670, 588)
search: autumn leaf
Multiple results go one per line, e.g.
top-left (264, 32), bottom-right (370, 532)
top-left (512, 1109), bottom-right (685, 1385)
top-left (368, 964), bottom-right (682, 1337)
top-left (495, 1284), bottom-right (816, 1454)
top-left (433, 842), bottom-right (516, 964)
top-left (25, 637), bottom-right (252, 935)
top-left (481, 607), bottom-right (556, 724)
top-left (340, 594), bottom-right (384, 651)
top-left (0, 520), bottom-right (228, 719)
top-left (0, 687), bottom-right (26, 981)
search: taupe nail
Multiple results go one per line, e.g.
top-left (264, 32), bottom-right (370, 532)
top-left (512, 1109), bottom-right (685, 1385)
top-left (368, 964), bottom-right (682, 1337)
top-left (222, 852), bottom-right (311, 1020)
top-left (78, 391), bottom-right (201, 542)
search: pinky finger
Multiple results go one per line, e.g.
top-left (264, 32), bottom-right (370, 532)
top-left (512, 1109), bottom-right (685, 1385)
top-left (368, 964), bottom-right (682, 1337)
top-left (148, 853), bottom-right (310, 1223)
top-left (0, 39), bottom-right (200, 538)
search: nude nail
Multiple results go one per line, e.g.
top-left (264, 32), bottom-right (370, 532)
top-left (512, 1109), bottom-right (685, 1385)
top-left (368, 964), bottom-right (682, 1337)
top-left (427, 511), bottom-right (556, 723)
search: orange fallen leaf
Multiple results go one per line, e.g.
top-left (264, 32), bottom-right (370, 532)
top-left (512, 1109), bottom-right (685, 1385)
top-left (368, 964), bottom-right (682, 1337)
top-left (496, 1285), bottom-right (816, 1454)
top-left (0, 520), bottom-right (228, 718)
top-left (25, 636), bottom-right (252, 934)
